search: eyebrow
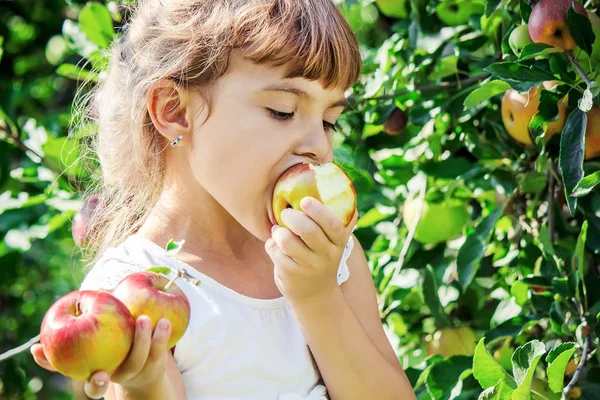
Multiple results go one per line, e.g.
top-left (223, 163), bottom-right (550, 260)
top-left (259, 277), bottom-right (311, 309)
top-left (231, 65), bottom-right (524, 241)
top-left (260, 83), bottom-right (348, 109)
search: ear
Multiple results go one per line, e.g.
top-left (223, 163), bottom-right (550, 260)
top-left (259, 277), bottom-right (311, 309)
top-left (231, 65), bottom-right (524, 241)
top-left (146, 79), bottom-right (193, 145)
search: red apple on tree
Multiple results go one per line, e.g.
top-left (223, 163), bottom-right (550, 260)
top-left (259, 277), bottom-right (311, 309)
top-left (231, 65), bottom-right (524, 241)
top-left (528, 0), bottom-right (587, 51)
top-left (112, 271), bottom-right (191, 349)
top-left (40, 290), bottom-right (135, 381)
top-left (272, 162), bottom-right (357, 228)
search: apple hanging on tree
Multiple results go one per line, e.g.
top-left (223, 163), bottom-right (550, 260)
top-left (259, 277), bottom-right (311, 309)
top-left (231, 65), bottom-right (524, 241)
top-left (509, 24), bottom-right (533, 57)
top-left (528, 0), bottom-right (587, 51)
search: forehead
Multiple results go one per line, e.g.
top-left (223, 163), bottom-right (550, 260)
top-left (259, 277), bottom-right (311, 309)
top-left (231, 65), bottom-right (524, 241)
top-left (222, 52), bottom-right (347, 103)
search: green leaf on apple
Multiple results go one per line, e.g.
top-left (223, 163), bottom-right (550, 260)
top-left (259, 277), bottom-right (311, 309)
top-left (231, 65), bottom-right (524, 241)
top-left (565, 5), bottom-right (595, 56)
top-left (473, 338), bottom-right (507, 389)
top-left (529, 89), bottom-right (562, 149)
top-left (484, 61), bottom-right (556, 92)
top-left (146, 266), bottom-right (173, 275)
top-left (463, 79), bottom-right (511, 108)
top-left (546, 342), bottom-right (577, 393)
top-left (166, 239), bottom-right (185, 256)
top-left (572, 171), bottom-right (600, 197)
top-left (559, 109), bottom-right (587, 215)
top-left (511, 340), bottom-right (547, 399)
top-left (518, 43), bottom-right (558, 61)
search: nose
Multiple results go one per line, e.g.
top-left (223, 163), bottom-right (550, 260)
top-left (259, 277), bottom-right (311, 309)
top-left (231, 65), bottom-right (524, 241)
top-left (294, 122), bottom-right (333, 164)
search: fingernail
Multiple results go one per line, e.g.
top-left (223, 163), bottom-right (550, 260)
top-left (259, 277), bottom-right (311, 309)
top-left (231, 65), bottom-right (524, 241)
top-left (271, 225), bottom-right (278, 233)
top-left (94, 380), bottom-right (106, 387)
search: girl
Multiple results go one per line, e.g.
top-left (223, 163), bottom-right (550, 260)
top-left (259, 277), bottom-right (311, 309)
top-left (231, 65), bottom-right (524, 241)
top-left (32, 0), bottom-right (415, 398)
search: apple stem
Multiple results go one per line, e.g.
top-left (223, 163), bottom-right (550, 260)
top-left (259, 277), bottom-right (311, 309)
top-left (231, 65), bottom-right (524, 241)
top-left (162, 268), bottom-right (201, 291)
top-left (75, 301), bottom-right (81, 317)
top-left (566, 51), bottom-right (592, 86)
top-left (163, 273), bottom-right (178, 292)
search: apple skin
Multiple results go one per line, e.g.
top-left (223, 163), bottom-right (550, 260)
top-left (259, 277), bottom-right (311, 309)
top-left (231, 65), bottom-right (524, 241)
top-left (436, 0), bottom-right (485, 27)
top-left (112, 272), bottom-right (191, 349)
top-left (40, 290), bottom-right (135, 381)
top-left (501, 86), bottom-right (568, 145)
top-left (528, 0), bottom-right (587, 51)
top-left (383, 108), bottom-right (408, 135)
top-left (272, 163), bottom-right (357, 228)
top-left (509, 24), bottom-right (533, 56)
top-left (425, 327), bottom-right (477, 358)
top-left (375, 0), bottom-right (409, 19)
top-left (585, 106), bottom-right (600, 160)
top-left (72, 195), bottom-right (100, 248)
top-left (403, 196), bottom-right (469, 244)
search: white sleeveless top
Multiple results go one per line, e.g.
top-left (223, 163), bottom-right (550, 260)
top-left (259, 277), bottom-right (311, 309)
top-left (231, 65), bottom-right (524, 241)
top-left (79, 234), bottom-right (354, 400)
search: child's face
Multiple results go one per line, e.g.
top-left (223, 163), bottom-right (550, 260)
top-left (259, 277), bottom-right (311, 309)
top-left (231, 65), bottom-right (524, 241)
top-left (185, 52), bottom-right (348, 242)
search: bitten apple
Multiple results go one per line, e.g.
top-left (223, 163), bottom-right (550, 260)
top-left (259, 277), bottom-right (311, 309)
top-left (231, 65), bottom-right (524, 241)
top-left (272, 162), bottom-right (357, 228)
top-left (40, 290), bottom-right (135, 381)
top-left (112, 272), bottom-right (191, 349)
top-left (528, 0), bottom-right (587, 50)
top-left (501, 85), bottom-right (568, 145)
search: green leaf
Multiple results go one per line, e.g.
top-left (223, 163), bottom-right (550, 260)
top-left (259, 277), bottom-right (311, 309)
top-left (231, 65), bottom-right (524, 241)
top-left (537, 222), bottom-right (561, 272)
top-left (565, 5), bottom-right (595, 56)
top-left (79, 2), bottom-right (114, 49)
top-left (426, 355), bottom-right (473, 400)
top-left (573, 220), bottom-right (588, 304)
top-left (572, 171), bottom-right (600, 197)
top-left (519, 0), bottom-right (532, 23)
top-left (549, 53), bottom-right (575, 83)
top-left (511, 281), bottom-right (530, 307)
top-left (463, 80), bottom-right (511, 108)
top-left (423, 265), bottom-right (452, 329)
top-left (473, 338), bottom-right (508, 389)
top-left (146, 266), bottom-right (173, 275)
top-left (546, 342), bottom-right (577, 393)
top-left (485, 61), bottom-right (557, 92)
top-left (478, 378), bottom-right (515, 400)
top-left (511, 340), bottom-right (547, 400)
top-left (356, 206), bottom-right (395, 229)
top-left (485, 0), bottom-right (502, 17)
top-left (56, 64), bottom-right (98, 82)
top-left (457, 206), bottom-right (503, 290)
top-left (559, 109), bottom-right (587, 215)
top-left (491, 297), bottom-right (523, 328)
top-left (518, 43), bottom-right (558, 61)
top-left (419, 157), bottom-right (474, 179)
top-left (518, 171), bottom-right (547, 195)
top-left (529, 89), bottom-right (563, 148)
top-left (165, 239), bottom-right (185, 257)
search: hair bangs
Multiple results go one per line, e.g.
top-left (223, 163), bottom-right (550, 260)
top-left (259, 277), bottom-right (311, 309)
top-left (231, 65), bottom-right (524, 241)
top-left (234, 0), bottom-right (361, 90)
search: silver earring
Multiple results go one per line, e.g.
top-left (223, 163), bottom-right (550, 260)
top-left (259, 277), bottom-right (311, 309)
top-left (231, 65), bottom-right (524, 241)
top-left (171, 135), bottom-right (183, 146)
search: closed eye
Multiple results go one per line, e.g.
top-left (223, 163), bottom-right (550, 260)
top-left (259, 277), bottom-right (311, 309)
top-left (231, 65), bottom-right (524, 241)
top-left (267, 109), bottom-right (338, 132)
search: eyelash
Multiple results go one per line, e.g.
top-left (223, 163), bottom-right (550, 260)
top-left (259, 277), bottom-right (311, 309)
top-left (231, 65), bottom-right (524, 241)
top-left (267, 109), bottom-right (338, 132)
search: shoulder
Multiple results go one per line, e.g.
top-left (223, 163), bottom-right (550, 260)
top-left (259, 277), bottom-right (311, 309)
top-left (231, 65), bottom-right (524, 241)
top-left (79, 258), bottom-right (148, 292)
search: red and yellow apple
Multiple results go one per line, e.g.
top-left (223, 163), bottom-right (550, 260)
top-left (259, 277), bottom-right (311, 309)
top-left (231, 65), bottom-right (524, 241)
top-left (403, 195), bottom-right (469, 244)
top-left (40, 290), bottom-right (135, 381)
top-left (528, 0), bottom-right (587, 50)
top-left (112, 271), bottom-right (191, 349)
top-left (383, 108), bottom-right (408, 136)
top-left (585, 106), bottom-right (600, 160)
top-left (501, 85), bottom-right (568, 145)
top-left (272, 162), bottom-right (357, 228)
top-left (425, 327), bottom-right (477, 357)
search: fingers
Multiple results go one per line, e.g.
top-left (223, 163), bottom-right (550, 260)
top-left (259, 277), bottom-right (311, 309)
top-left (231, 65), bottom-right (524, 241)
top-left (111, 316), bottom-right (153, 383)
top-left (30, 344), bottom-right (56, 372)
top-left (144, 319), bottom-right (171, 376)
top-left (84, 371), bottom-right (110, 399)
top-left (278, 208), bottom-right (329, 254)
top-left (265, 236), bottom-right (298, 269)
top-left (300, 197), bottom-right (348, 246)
